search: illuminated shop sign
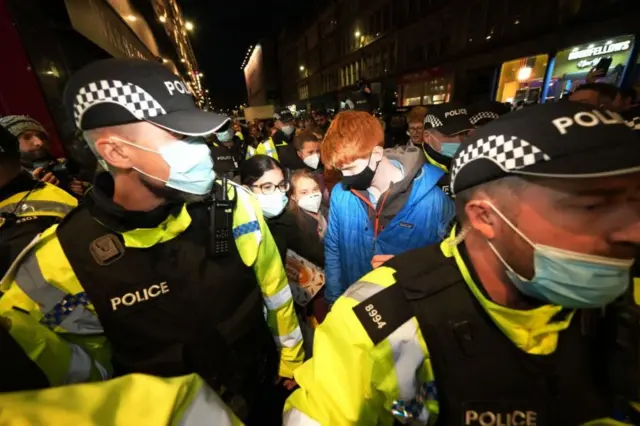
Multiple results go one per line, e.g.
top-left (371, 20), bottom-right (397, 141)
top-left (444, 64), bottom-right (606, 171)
top-left (568, 40), bottom-right (631, 61)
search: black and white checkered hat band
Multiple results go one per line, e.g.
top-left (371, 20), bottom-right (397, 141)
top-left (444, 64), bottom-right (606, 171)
top-left (469, 111), bottom-right (499, 125)
top-left (73, 80), bottom-right (166, 128)
top-left (424, 115), bottom-right (443, 128)
top-left (625, 117), bottom-right (640, 131)
top-left (451, 134), bottom-right (551, 192)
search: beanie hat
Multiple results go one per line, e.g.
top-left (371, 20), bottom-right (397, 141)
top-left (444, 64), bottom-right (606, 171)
top-left (0, 115), bottom-right (48, 138)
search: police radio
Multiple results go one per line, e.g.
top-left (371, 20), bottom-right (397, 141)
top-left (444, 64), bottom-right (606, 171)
top-left (209, 178), bottom-right (234, 257)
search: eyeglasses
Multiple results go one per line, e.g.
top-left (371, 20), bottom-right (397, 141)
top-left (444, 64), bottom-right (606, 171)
top-left (408, 126), bottom-right (424, 133)
top-left (251, 180), bottom-right (290, 195)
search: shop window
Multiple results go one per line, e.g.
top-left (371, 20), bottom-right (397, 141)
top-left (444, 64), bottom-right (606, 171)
top-left (495, 54), bottom-right (549, 103)
top-left (546, 35), bottom-right (635, 101)
top-left (403, 82), bottom-right (423, 106)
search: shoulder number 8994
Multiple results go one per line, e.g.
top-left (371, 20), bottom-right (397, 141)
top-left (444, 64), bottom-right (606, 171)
top-left (365, 304), bottom-right (387, 329)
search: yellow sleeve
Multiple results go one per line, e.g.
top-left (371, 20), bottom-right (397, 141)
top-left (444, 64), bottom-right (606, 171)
top-left (0, 373), bottom-right (244, 426)
top-left (230, 183), bottom-right (304, 378)
top-left (0, 227), bottom-right (111, 385)
top-left (252, 195), bottom-right (304, 378)
top-left (285, 266), bottom-right (439, 425)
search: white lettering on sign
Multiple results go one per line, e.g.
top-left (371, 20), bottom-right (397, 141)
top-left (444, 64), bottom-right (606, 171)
top-left (567, 40), bottom-right (631, 61)
top-left (445, 109), bottom-right (467, 118)
top-left (551, 109), bottom-right (624, 135)
top-left (164, 80), bottom-right (193, 96)
top-left (464, 410), bottom-right (537, 426)
top-left (110, 282), bottom-right (170, 311)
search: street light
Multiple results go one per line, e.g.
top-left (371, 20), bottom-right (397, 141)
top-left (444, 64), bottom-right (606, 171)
top-left (185, 21), bottom-right (194, 31)
top-left (354, 31), bottom-right (361, 38)
top-left (159, 15), bottom-right (167, 23)
top-left (299, 65), bottom-right (305, 71)
top-left (126, 15), bottom-right (137, 22)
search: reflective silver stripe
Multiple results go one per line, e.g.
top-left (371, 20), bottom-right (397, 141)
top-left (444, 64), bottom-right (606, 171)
top-left (179, 384), bottom-right (237, 426)
top-left (276, 326), bottom-right (303, 348)
top-left (14, 252), bottom-right (103, 334)
top-left (15, 253), bottom-right (68, 313)
top-left (283, 408), bottom-right (321, 425)
top-left (264, 285), bottom-right (293, 310)
top-left (0, 200), bottom-right (74, 216)
top-left (65, 343), bottom-right (94, 384)
top-left (343, 280), bottom-right (385, 302)
top-left (388, 318), bottom-right (425, 401)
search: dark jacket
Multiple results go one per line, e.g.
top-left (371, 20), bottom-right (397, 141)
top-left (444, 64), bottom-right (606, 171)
top-left (266, 209), bottom-right (324, 268)
top-left (211, 140), bottom-right (243, 179)
top-left (0, 173), bottom-right (61, 274)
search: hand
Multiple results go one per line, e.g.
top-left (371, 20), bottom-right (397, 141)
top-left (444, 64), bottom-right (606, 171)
top-left (371, 254), bottom-right (394, 269)
top-left (69, 178), bottom-right (87, 196)
top-left (32, 167), bottom-right (60, 186)
top-left (586, 68), bottom-right (604, 83)
top-left (275, 377), bottom-right (298, 391)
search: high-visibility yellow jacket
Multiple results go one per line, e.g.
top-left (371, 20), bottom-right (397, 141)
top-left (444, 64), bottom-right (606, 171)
top-left (284, 228), bottom-right (634, 425)
top-left (0, 373), bottom-right (244, 426)
top-left (0, 178), bottom-right (78, 275)
top-left (255, 137), bottom-right (281, 161)
top-left (0, 180), bottom-right (77, 220)
top-left (0, 180), bottom-right (303, 386)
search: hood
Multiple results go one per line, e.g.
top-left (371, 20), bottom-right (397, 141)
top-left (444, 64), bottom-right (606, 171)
top-left (384, 144), bottom-right (426, 196)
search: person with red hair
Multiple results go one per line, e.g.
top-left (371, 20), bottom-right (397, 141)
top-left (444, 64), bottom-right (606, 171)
top-left (321, 111), bottom-right (454, 304)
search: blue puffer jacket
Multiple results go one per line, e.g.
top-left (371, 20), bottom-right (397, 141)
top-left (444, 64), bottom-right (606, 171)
top-left (324, 158), bottom-right (454, 303)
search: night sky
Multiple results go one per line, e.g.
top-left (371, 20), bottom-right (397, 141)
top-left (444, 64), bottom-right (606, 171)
top-left (180, 0), bottom-right (323, 109)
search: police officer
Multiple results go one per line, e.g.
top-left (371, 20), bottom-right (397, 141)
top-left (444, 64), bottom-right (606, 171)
top-left (421, 103), bottom-right (475, 172)
top-left (249, 110), bottom-right (295, 162)
top-left (0, 125), bottom-right (77, 274)
top-left (284, 102), bottom-right (640, 425)
top-left (342, 79), bottom-right (374, 114)
top-left (210, 120), bottom-right (245, 180)
top-left (0, 372), bottom-right (243, 425)
top-left (0, 58), bottom-right (303, 424)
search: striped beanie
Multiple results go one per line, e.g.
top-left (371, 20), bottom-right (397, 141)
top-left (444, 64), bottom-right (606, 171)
top-left (0, 115), bottom-right (48, 138)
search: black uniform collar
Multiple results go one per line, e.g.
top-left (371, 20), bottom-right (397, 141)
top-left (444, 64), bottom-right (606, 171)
top-left (86, 173), bottom-right (183, 232)
top-left (0, 171), bottom-right (41, 200)
top-left (422, 144), bottom-right (452, 170)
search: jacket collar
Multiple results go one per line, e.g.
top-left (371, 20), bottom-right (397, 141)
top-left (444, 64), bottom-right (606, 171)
top-left (440, 226), bottom-right (574, 355)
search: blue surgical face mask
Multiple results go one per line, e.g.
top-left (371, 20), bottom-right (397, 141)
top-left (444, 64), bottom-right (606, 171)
top-left (255, 192), bottom-right (288, 218)
top-left (440, 142), bottom-right (461, 158)
top-left (216, 128), bottom-right (234, 143)
top-left (484, 201), bottom-right (633, 309)
top-left (281, 125), bottom-right (295, 137)
top-left (114, 137), bottom-right (215, 195)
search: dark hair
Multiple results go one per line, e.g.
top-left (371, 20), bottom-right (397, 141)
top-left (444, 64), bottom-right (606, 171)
top-left (620, 87), bottom-right (637, 103)
top-left (292, 131), bottom-right (319, 151)
top-left (240, 155), bottom-right (283, 186)
top-left (574, 82), bottom-right (619, 102)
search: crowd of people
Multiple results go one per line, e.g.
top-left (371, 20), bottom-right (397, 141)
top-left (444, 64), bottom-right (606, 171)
top-left (0, 56), bottom-right (639, 425)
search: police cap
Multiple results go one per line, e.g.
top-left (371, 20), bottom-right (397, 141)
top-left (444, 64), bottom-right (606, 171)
top-left (467, 101), bottom-right (511, 126)
top-left (450, 102), bottom-right (640, 194)
top-left (64, 58), bottom-right (230, 136)
top-left (423, 103), bottom-right (474, 136)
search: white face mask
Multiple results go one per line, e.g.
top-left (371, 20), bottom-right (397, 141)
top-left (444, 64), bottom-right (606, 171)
top-left (303, 153), bottom-right (320, 169)
top-left (297, 193), bottom-right (322, 213)
top-left (256, 192), bottom-right (288, 218)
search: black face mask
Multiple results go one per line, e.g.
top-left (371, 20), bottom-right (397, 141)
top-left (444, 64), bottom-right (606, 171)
top-left (341, 154), bottom-right (380, 190)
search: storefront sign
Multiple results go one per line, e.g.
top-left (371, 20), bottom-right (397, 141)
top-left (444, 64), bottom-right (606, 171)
top-left (568, 40), bottom-right (631, 61)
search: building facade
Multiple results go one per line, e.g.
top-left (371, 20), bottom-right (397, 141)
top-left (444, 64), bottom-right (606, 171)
top-left (244, 40), bottom-right (280, 107)
top-left (0, 0), bottom-right (203, 157)
top-left (276, 0), bottom-right (640, 111)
